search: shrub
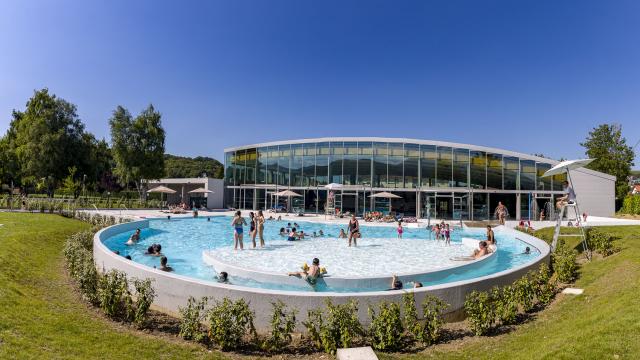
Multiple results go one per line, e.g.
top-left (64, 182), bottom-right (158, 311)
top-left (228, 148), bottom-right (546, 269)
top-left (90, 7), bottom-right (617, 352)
top-left (464, 290), bottom-right (494, 336)
top-left (368, 301), bottom-right (404, 351)
top-left (179, 296), bottom-right (209, 342)
top-left (532, 264), bottom-right (556, 306)
top-left (207, 298), bottom-right (256, 350)
top-left (402, 293), bottom-right (422, 343)
top-left (132, 278), bottom-right (156, 328)
top-left (63, 231), bottom-right (99, 305)
top-left (553, 240), bottom-right (578, 283)
top-left (491, 286), bottom-right (518, 326)
top-left (97, 269), bottom-right (134, 320)
top-left (420, 294), bottom-right (448, 345)
top-left (513, 274), bottom-right (536, 312)
top-left (262, 300), bottom-right (297, 352)
top-left (302, 300), bottom-right (363, 354)
top-left (586, 228), bottom-right (617, 257)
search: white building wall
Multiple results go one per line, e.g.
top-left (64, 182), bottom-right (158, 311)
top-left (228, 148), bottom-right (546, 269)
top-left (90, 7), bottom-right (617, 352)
top-left (206, 178), bottom-right (224, 209)
top-left (570, 169), bottom-right (616, 217)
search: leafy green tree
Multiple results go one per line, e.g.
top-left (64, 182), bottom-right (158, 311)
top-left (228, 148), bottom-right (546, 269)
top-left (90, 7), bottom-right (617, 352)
top-left (6, 89), bottom-right (93, 196)
top-left (61, 166), bottom-right (82, 197)
top-left (581, 124), bottom-right (635, 199)
top-left (164, 154), bottom-right (223, 178)
top-left (0, 134), bottom-right (19, 188)
top-left (109, 105), bottom-right (165, 199)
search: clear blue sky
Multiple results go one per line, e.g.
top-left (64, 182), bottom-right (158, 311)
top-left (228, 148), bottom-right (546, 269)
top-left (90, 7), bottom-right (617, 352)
top-left (1, 0), bottom-right (639, 164)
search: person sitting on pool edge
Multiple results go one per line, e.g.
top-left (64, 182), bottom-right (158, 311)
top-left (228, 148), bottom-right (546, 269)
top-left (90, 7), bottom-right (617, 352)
top-left (288, 257), bottom-right (321, 286)
top-left (388, 274), bottom-right (403, 290)
top-left (287, 228), bottom-right (300, 241)
top-left (159, 256), bottom-right (173, 272)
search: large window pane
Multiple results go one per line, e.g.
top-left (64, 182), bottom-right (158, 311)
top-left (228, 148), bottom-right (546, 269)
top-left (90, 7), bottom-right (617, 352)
top-left (453, 148), bottom-right (469, 187)
top-left (436, 146), bottom-right (452, 187)
top-left (357, 142), bottom-right (372, 186)
top-left (503, 156), bottom-right (519, 190)
top-left (404, 144), bottom-right (419, 188)
top-left (329, 142), bottom-right (343, 184)
top-left (487, 153), bottom-right (503, 190)
top-left (302, 143), bottom-right (315, 187)
top-left (537, 163), bottom-right (551, 191)
top-left (520, 160), bottom-right (536, 191)
top-left (290, 144), bottom-right (303, 186)
top-left (225, 152), bottom-right (235, 186)
top-left (244, 148), bottom-right (256, 185)
top-left (343, 142), bottom-right (358, 185)
top-left (388, 143), bottom-right (403, 188)
top-left (373, 142), bottom-right (388, 187)
top-left (266, 146), bottom-right (278, 185)
top-left (315, 142), bottom-right (330, 186)
top-left (256, 147), bottom-right (267, 184)
top-left (470, 151), bottom-right (486, 189)
top-left (277, 145), bottom-right (290, 186)
top-left (553, 173), bottom-right (567, 191)
top-left (420, 145), bottom-right (436, 187)
top-left (235, 150), bottom-right (246, 185)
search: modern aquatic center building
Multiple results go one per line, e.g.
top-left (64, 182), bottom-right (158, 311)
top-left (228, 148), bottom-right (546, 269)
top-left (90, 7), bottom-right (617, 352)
top-left (224, 138), bottom-right (615, 220)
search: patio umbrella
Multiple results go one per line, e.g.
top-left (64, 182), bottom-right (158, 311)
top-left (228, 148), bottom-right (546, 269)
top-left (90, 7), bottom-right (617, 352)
top-left (188, 187), bottom-right (213, 194)
top-left (147, 185), bottom-right (176, 209)
top-left (542, 159), bottom-right (595, 177)
top-left (369, 191), bottom-right (401, 213)
top-left (273, 190), bottom-right (302, 213)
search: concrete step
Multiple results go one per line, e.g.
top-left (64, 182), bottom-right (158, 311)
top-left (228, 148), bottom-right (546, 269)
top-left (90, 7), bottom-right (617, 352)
top-left (336, 347), bottom-right (378, 360)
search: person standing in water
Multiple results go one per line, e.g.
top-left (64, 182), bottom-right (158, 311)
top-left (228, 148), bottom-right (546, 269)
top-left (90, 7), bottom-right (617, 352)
top-left (348, 214), bottom-right (360, 247)
top-left (494, 201), bottom-right (507, 225)
top-left (397, 221), bottom-right (403, 239)
top-left (249, 212), bottom-right (257, 248)
top-left (231, 211), bottom-right (247, 250)
top-left (486, 225), bottom-right (495, 243)
top-left (256, 210), bottom-right (266, 247)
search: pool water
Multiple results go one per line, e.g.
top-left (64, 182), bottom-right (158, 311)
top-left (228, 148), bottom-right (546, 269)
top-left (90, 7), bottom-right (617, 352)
top-left (102, 216), bottom-right (540, 292)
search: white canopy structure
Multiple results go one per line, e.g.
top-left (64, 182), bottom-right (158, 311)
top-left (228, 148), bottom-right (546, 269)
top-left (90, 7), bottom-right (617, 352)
top-left (188, 187), bottom-right (213, 194)
top-left (542, 159), bottom-right (595, 177)
top-left (369, 191), bottom-right (402, 199)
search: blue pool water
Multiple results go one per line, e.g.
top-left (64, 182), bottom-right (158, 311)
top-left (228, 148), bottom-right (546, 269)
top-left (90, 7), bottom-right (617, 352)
top-left (102, 216), bottom-right (541, 292)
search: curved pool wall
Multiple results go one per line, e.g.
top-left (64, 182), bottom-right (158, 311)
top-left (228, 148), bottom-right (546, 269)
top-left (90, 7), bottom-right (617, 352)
top-left (94, 219), bottom-right (550, 330)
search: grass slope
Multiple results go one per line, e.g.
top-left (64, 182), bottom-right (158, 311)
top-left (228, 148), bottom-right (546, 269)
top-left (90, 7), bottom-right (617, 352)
top-left (381, 226), bottom-right (640, 360)
top-left (0, 213), bottom-right (228, 360)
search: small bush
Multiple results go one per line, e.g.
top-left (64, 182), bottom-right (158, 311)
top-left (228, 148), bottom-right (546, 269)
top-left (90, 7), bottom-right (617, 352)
top-left (491, 286), bottom-right (518, 326)
top-left (97, 269), bottom-right (134, 320)
top-left (464, 290), bottom-right (494, 336)
top-left (553, 240), bottom-right (578, 283)
top-left (207, 298), bottom-right (256, 350)
top-left (513, 275), bottom-right (535, 312)
top-left (63, 231), bottom-right (99, 305)
top-left (368, 301), bottom-right (404, 351)
top-left (586, 228), bottom-right (617, 257)
top-left (420, 295), bottom-right (448, 345)
top-left (132, 278), bottom-right (156, 328)
top-left (302, 308), bottom-right (323, 349)
top-left (402, 293), bottom-right (422, 343)
top-left (262, 300), bottom-right (297, 352)
top-left (302, 300), bottom-right (363, 354)
top-left (532, 264), bottom-right (556, 306)
top-left (179, 297), bottom-right (209, 342)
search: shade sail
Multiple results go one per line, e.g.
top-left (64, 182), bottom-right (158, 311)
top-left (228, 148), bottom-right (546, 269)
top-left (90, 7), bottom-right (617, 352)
top-left (147, 185), bottom-right (176, 194)
top-left (369, 191), bottom-right (402, 199)
top-left (542, 159), bottom-right (595, 177)
top-left (188, 187), bottom-right (213, 194)
top-left (273, 190), bottom-right (302, 197)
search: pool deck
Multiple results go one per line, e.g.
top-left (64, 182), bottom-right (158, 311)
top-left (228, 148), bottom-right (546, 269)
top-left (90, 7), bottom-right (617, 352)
top-left (85, 209), bottom-right (640, 229)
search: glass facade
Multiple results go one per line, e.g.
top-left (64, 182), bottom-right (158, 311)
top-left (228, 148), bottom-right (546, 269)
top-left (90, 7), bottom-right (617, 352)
top-left (224, 140), bottom-right (565, 219)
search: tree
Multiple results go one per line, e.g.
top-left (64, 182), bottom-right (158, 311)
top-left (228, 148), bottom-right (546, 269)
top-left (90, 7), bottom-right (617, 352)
top-left (6, 89), bottom-right (93, 196)
top-left (581, 124), bottom-right (635, 199)
top-left (164, 154), bottom-right (223, 178)
top-left (110, 105), bottom-right (165, 200)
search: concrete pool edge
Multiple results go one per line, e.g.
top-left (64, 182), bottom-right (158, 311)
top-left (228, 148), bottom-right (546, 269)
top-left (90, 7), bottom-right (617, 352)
top-left (93, 219), bottom-right (550, 330)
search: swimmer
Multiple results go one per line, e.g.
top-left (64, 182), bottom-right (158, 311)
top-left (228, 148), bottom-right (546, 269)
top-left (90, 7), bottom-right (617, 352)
top-left (159, 256), bottom-right (173, 272)
top-left (523, 247), bottom-right (531, 255)
top-left (279, 227), bottom-right (287, 236)
top-left (125, 228), bottom-right (141, 245)
top-left (338, 229), bottom-right (347, 239)
top-left (217, 271), bottom-right (230, 284)
top-left (288, 258), bottom-right (321, 286)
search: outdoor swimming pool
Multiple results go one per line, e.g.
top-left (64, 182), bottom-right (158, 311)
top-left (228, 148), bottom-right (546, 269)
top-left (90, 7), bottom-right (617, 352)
top-left (101, 216), bottom-right (541, 292)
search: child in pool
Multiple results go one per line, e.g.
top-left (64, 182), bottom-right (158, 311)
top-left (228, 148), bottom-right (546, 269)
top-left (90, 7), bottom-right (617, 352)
top-left (445, 224), bottom-right (451, 245)
top-left (397, 221), bottom-right (403, 239)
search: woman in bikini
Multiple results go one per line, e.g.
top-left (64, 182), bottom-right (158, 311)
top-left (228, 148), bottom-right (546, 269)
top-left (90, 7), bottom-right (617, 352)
top-left (249, 212), bottom-right (257, 248)
top-left (256, 210), bottom-right (265, 247)
top-left (231, 211), bottom-right (247, 250)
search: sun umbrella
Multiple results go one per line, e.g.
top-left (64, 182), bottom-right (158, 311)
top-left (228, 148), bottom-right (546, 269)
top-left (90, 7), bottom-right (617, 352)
top-left (369, 191), bottom-right (401, 214)
top-left (273, 190), bottom-right (302, 213)
top-left (542, 159), bottom-right (595, 177)
top-left (188, 187), bottom-right (213, 194)
top-left (147, 185), bottom-right (176, 209)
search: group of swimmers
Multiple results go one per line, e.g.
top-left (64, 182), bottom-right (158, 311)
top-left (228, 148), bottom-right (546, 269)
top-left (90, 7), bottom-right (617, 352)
top-left (122, 229), bottom-right (174, 272)
top-left (431, 222), bottom-right (452, 245)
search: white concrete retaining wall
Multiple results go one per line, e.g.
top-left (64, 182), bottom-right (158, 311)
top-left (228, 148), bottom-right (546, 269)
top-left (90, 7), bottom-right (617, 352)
top-left (94, 221), bottom-right (550, 331)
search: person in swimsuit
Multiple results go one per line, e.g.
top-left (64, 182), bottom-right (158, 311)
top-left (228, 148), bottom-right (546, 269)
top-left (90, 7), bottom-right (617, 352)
top-left (348, 214), bottom-right (360, 247)
top-left (279, 227), bottom-right (286, 236)
top-left (125, 228), bottom-right (141, 245)
top-left (159, 256), bottom-right (173, 272)
top-left (288, 257), bottom-right (321, 286)
top-left (434, 224), bottom-right (441, 240)
top-left (445, 224), bottom-right (451, 245)
top-left (487, 237), bottom-right (497, 253)
top-left (397, 221), bottom-right (403, 239)
top-left (231, 211), bottom-right (247, 250)
top-left (486, 225), bottom-right (495, 243)
top-left (256, 210), bottom-right (265, 247)
top-left (495, 202), bottom-right (507, 225)
top-left (389, 274), bottom-right (403, 290)
top-left (338, 229), bottom-right (347, 238)
top-left (287, 228), bottom-right (299, 241)
top-left (249, 212), bottom-right (257, 248)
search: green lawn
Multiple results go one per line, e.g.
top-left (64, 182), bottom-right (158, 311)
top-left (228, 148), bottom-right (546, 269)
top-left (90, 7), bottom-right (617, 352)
top-left (381, 225), bottom-right (640, 360)
top-left (0, 213), bottom-right (228, 360)
top-left (1, 213), bottom-right (639, 359)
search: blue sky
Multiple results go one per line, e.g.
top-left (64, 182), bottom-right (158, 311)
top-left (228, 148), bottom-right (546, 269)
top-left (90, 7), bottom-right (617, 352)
top-left (1, 0), bottom-right (639, 164)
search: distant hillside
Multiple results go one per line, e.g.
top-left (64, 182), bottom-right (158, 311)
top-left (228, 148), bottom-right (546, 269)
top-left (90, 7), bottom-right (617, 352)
top-left (164, 154), bottom-right (224, 179)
